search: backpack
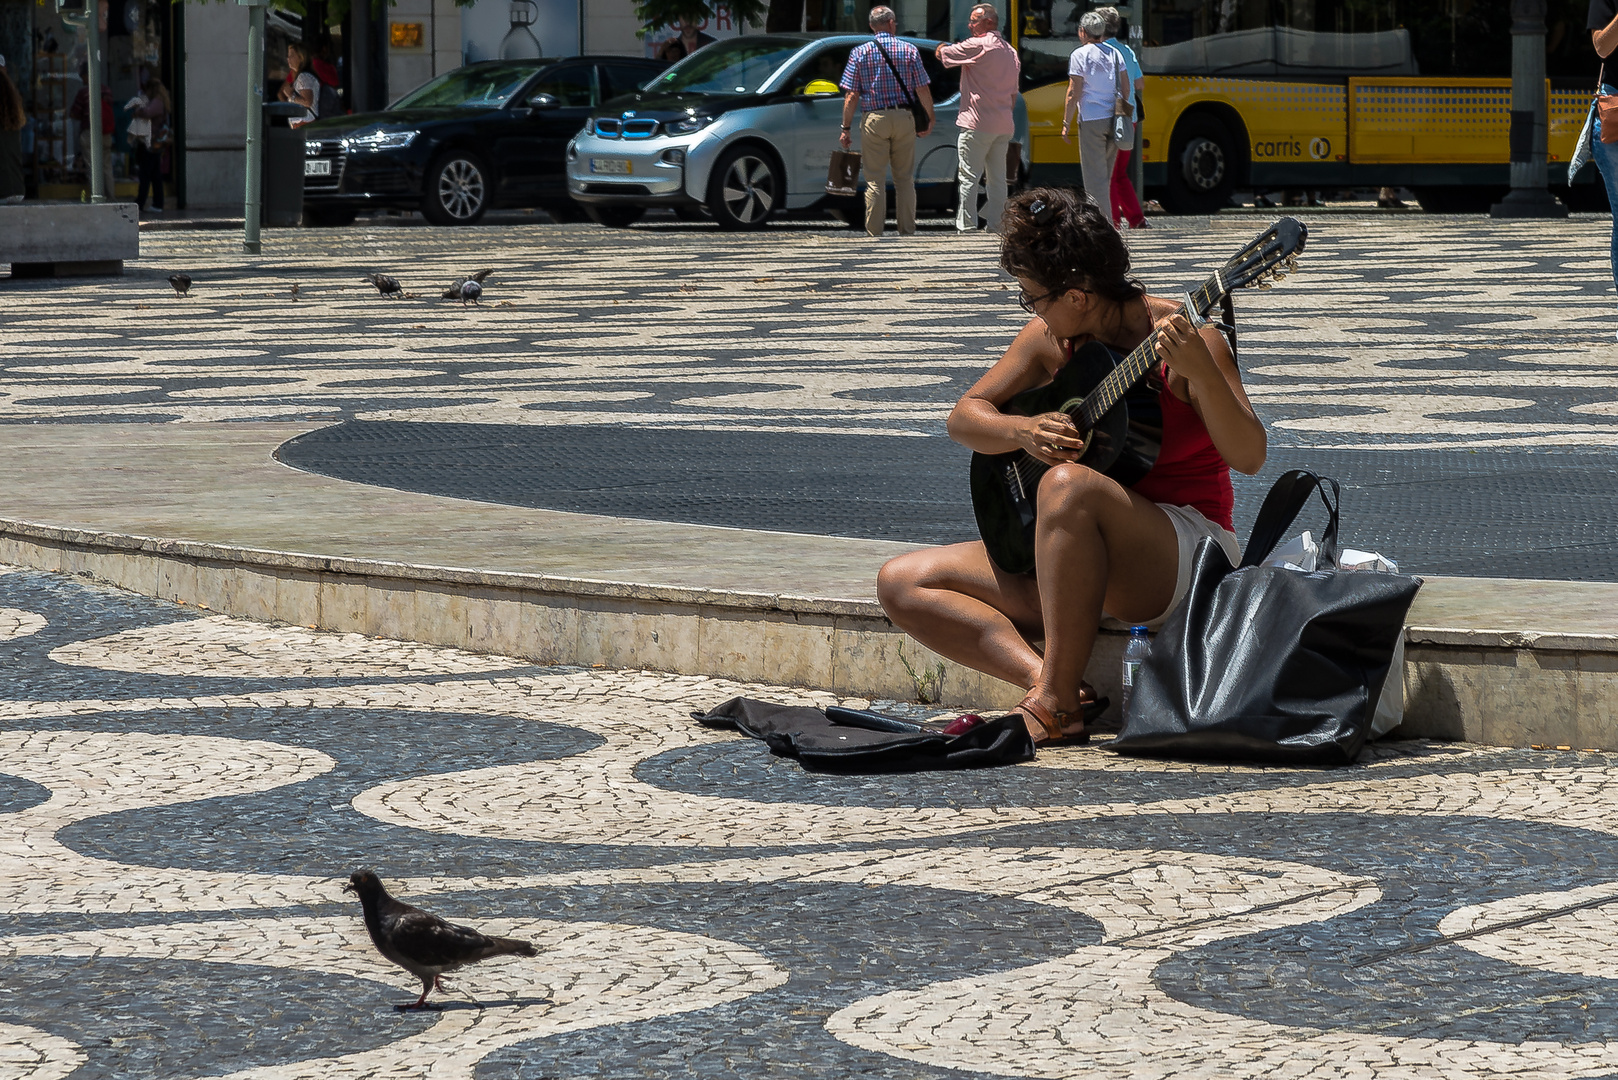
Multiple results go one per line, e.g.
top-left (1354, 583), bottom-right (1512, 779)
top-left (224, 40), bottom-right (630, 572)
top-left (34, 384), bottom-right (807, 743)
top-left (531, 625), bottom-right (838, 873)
top-left (315, 79), bottom-right (341, 121)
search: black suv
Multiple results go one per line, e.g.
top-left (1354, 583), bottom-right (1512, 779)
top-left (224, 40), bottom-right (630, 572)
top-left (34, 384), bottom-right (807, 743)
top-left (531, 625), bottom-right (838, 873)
top-left (301, 56), bottom-right (667, 226)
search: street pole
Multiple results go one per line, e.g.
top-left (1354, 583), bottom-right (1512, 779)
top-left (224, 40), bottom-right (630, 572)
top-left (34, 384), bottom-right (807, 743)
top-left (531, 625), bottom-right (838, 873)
top-left (1490, 0), bottom-right (1568, 218)
top-left (86, 1), bottom-right (104, 202)
top-left (56, 0), bottom-right (104, 201)
top-left (242, 0), bottom-right (268, 253)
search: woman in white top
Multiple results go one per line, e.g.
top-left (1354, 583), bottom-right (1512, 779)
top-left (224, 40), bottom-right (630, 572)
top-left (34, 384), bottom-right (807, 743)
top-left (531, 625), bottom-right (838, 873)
top-left (1061, 11), bottom-right (1129, 212)
top-left (280, 42), bottom-right (320, 128)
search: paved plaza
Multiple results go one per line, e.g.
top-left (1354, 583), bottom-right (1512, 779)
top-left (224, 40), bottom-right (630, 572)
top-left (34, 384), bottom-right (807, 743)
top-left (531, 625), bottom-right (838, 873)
top-left (4, 214), bottom-right (1618, 1077)
top-left (9, 215), bottom-right (1618, 576)
top-left (3, 565), bottom-right (1618, 1079)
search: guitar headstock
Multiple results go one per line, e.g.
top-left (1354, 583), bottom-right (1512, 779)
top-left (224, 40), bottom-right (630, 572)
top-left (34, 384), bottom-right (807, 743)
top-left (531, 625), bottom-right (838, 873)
top-left (1222, 216), bottom-right (1307, 293)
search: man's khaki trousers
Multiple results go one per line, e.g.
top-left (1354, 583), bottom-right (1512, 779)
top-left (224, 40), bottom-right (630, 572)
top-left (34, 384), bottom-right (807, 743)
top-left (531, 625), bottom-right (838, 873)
top-left (861, 108), bottom-right (918, 236)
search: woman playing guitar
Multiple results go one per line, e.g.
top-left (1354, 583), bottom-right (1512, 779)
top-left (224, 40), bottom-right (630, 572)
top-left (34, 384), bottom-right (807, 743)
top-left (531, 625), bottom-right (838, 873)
top-left (876, 187), bottom-right (1268, 746)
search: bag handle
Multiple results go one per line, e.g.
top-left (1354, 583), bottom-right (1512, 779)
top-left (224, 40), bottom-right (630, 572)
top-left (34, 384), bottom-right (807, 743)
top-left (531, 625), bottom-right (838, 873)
top-left (1239, 470), bottom-right (1340, 569)
top-left (871, 36), bottom-right (918, 108)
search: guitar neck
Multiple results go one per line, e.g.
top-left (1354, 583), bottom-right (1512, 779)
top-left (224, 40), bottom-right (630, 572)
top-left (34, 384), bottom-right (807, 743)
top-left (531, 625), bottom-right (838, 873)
top-left (1076, 271), bottom-right (1226, 429)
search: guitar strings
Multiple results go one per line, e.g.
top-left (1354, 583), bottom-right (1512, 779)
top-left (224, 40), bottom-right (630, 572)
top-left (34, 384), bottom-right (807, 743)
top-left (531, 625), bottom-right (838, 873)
top-left (1006, 279), bottom-right (1220, 490)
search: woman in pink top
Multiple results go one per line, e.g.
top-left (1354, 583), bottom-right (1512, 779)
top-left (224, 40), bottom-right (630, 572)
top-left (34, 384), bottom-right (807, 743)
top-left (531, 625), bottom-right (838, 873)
top-left (936, 4), bottom-right (1020, 232)
top-left (876, 188), bottom-right (1267, 746)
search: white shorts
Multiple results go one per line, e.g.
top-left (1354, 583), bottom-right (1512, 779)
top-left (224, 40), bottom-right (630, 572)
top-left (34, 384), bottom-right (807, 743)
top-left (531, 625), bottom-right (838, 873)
top-left (1110, 503), bottom-right (1240, 630)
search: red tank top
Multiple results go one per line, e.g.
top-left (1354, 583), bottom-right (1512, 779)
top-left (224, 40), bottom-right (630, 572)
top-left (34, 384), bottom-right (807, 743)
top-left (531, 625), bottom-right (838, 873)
top-left (1121, 360), bottom-right (1234, 533)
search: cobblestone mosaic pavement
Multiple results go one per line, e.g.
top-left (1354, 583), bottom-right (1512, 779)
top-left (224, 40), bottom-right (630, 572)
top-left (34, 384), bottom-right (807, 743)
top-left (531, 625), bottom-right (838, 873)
top-left (9, 565), bottom-right (1618, 1079)
top-left (2, 216), bottom-right (1616, 447)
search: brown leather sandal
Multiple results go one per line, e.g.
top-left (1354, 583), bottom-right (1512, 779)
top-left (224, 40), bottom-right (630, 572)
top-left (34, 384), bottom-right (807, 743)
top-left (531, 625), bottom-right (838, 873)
top-left (1012, 694), bottom-right (1105, 747)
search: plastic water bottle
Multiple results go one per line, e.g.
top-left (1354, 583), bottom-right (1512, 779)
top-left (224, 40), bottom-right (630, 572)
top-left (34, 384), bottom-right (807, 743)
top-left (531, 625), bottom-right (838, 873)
top-left (1120, 625), bottom-right (1151, 715)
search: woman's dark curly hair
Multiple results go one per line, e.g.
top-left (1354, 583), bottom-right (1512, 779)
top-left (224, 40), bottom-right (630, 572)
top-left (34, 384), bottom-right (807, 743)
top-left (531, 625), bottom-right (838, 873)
top-left (998, 187), bottom-right (1144, 304)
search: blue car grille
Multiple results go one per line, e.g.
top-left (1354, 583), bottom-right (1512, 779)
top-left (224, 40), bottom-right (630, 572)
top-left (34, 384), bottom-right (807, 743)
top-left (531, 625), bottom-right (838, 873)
top-left (594, 117), bottom-right (659, 138)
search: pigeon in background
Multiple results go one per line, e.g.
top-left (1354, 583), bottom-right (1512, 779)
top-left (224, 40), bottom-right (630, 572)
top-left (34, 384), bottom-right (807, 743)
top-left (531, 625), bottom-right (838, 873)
top-left (167, 273), bottom-right (191, 297)
top-left (363, 273), bottom-right (403, 298)
top-left (344, 869), bottom-right (537, 1010)
top-left (442, 269), bottom-right (491, 304)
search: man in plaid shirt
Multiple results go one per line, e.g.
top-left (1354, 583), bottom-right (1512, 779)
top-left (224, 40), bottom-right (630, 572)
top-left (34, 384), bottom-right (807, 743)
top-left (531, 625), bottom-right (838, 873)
top-left (839, 6), bottom-right (935, 237)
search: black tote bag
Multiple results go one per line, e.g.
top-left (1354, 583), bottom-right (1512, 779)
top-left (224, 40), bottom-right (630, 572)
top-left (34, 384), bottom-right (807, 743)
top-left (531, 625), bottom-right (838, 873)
top-left (1108, 470), bottom-right (1421, 767)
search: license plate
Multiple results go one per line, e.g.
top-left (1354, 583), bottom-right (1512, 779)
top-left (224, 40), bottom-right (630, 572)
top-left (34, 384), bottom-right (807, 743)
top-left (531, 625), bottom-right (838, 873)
top-left (590, 158), bottom-right (632, 175)
top-left (305, 159), bottom-right (332, 177)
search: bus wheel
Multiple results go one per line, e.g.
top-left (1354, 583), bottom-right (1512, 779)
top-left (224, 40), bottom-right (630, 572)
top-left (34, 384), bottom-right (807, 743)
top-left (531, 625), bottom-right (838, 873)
top-left (1164, 113), bottom-right (1236, 214)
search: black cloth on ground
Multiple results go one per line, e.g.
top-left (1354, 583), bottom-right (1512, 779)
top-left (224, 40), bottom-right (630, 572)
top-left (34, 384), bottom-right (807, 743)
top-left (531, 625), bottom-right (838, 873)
top-left (694, 697), bottom-right (1035, 773)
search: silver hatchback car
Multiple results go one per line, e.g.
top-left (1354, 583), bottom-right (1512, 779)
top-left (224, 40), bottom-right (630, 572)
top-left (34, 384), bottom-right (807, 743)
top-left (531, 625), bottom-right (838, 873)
top-left (565, 33), bottom-right (1029, 228)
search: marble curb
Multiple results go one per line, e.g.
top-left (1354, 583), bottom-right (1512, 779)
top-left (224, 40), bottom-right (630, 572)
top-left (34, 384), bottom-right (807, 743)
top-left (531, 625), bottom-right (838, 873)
top-left (3, 514), bottom-right (1614, 654)
top-left (9, 514), bottom-right (1618, 747)
top-left (0, 516), bottom-right (880, 618)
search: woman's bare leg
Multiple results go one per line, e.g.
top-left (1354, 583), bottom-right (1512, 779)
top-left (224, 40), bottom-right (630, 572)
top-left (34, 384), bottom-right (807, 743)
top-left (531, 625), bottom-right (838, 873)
top-left (876, 542), bottom-right (1044, 690)
top-left (877, 467), bottom-right (1183, 740)
top-left (1021, 465), bottom-right (1182, 727)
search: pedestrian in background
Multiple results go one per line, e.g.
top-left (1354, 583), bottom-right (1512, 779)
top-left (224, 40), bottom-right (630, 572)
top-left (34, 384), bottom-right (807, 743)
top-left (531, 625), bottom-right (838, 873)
top-left (840, 5), bottom-right (935, 237)
top-left (280, 42), bottom-right (320, 128)
top-left (1061, 11), bottom-right (1130, 213)
top-left (69, 63), bottom-right (115, 200)
top-left (0, 63), bottom-right (25, 202)
top-left (937, 4), bottom-right (1019, 233)
top-left (1096, 6), bottom-right (1147, 229)
top-left (1592, 0), bottom-right (1618, 326)
top-left (131, 73), bottom-right (170, 216)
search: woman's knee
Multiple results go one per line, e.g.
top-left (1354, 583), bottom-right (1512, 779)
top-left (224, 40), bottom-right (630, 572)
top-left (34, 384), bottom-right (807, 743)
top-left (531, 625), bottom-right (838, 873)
top-left (1036, 463), bottom-right (1110, 519)
top-left (876, 551), bottom-right (928, 613)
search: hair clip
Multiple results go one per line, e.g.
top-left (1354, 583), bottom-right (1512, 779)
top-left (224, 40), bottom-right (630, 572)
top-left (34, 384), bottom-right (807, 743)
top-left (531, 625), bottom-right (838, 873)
top-left (1030, 198), bottom-right (1057, 226)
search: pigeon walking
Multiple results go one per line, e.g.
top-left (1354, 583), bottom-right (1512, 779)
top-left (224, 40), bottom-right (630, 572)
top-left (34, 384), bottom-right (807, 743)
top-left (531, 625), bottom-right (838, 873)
top-left (168, 273), bottom-right (192, 297)
top-left (344, 869), bottom-right (537, 1010)
top-left (442, 269), bottom-right (490, 304)
top-left (363, 274), bottom-right (403, 298)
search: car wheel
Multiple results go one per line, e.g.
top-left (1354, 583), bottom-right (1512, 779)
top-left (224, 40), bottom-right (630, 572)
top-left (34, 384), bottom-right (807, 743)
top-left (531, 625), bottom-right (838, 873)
top-left (1162, 113), bottom-right (1237, 215)
top-left (304, 207), bottom-right (356, 228)
top-left (707, 145), bottom-right (780, 230)
top-left (422, 151), bottom-right (490, 226)
top-left (585, 205), bottom-right (646, 228)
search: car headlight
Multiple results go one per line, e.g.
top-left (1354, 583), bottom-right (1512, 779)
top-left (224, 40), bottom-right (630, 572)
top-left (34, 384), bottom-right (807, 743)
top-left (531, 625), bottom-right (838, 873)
top-left (664, 114), bottom-right (712, 135)
top-left (346, 129), bottom-right (419, 151)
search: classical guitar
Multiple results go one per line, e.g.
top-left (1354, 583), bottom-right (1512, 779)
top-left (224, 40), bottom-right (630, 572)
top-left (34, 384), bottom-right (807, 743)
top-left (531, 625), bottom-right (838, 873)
top-left (970, 217), bottom-right (1308, 576)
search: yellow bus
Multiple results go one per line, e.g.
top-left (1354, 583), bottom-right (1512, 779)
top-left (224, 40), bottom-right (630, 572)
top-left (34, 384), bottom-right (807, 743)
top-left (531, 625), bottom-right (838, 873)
top-left (1007, 2), bottom-right (1600, 213)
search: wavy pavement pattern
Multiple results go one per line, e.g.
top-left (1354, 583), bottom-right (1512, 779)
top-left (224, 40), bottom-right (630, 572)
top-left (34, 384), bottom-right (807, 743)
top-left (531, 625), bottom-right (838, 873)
top-left (7, 591), bottom-right (1618, 1078)
top-left (5, 222), bottom-right (1618, 445)
top-left (0, 916), bottom-right (785, 1080)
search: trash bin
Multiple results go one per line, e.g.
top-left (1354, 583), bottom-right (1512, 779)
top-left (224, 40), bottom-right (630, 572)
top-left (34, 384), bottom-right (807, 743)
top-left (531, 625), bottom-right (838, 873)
top-left (263, 101), bottom-right (306, 227)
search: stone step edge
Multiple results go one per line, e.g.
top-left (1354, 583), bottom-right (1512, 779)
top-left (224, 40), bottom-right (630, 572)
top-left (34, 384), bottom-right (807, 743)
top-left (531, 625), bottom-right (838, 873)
top-left (1, 515), bottom-right (1613, 656)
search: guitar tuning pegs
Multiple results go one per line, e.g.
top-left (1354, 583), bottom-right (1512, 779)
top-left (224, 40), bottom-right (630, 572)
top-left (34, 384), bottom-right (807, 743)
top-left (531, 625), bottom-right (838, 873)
top-left (1255, 280), bottom-right (1272, 290)
top-left (1285, 255), bottom-right (1299, 269)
